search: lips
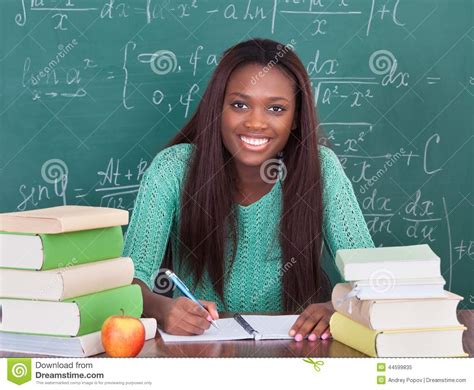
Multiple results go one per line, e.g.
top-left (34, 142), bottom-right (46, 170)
top-left (238, 134), bottom-right (272, 151)
top-left (240, 135), bottom-right (270, 145)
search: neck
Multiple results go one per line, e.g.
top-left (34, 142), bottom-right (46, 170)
top-left (232, 161), bottom-right (276, 206)
top-left (234, 163), bottom-right (268, 190)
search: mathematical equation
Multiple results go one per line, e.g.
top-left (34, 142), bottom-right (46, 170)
top-left (15, 151), bottom-right (473, 286)
top-left (16, 0), bottom-right (405, 36)
top-left (23, 42), bottom-right (449, 120)
top-left (17, 157), bottom-right (148, 212)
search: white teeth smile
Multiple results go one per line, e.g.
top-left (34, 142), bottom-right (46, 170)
top-left (239, 135), bottom-right (270, 146)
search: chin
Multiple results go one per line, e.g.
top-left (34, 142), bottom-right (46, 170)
top-left (234, 151), bottom-right (272, 168)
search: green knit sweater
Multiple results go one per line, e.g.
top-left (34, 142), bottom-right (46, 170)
top-left (122, 143), bottom-right (374, 312)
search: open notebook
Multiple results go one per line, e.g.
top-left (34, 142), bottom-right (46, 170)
top-left (158, 315), bottom-right (299, 342)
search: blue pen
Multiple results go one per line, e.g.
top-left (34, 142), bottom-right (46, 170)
top-left (165, 270), bottom-right (219, 329)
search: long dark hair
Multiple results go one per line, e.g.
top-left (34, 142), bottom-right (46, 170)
top-left (164, 38), bottom-right (329, 311)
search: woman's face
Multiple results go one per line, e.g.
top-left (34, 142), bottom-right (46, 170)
top-left (221, 63), bottom-right (297, 168)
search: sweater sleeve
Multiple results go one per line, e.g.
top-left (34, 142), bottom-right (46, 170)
top-left (122, 144), bottom-right (192, 290)
top-left (320, 145), bottom-right (375, 258)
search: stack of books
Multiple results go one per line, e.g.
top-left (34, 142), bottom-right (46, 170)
top-left (329, 244), bottom-right (468, 357)
top-left (0, 205), bottom-right (156, 357)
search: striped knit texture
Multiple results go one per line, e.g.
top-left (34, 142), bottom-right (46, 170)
top-left (122, 143), bottom-right (374, 312)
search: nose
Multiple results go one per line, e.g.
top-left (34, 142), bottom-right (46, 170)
top-left (244, 108), bottom-right (268, 131)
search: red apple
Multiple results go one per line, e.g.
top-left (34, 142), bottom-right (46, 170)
top-left (101, 310), bottom-right (145, 357)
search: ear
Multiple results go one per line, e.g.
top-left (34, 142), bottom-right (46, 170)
top-left (291, 116), bottom-right (298, 131)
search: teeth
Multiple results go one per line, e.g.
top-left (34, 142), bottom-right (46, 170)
top-left (240, 135), bottom-right (269, 146)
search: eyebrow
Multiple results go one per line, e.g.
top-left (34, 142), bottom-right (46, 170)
top-left (228, 92), bottom-right (289, 102)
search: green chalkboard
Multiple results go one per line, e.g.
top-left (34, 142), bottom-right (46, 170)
top-left (1, 0), bottom-right (473, 307)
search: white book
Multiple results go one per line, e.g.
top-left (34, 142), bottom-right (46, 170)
top-left (335, 244), bottom-right (441, 281)
top-left (158, 315), bottom-right (298, 343)
top-left (0, 318), bottom-right (156, 357)
top-left (351, 276), bottom-right (447, 300)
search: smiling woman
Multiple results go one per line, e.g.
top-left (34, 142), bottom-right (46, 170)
top-left (221, 63), bottom-right (297, 205)
top-left (123, 38), bottom-right (374, 342)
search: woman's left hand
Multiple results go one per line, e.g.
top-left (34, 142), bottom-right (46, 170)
top-left (289, 301), bottom-right (335, 342)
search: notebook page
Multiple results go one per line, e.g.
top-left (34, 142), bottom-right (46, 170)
top-left (242, 315), bottom-right (298, 340)
top-left (157, 318), bottom-right (250, 343)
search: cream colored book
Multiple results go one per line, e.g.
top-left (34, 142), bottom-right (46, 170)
top-left (330, 312), bottom-right (468, 357)
top-left (0, 257), bottom-right (134, 301)
top-left (0, 318), bottom-right (157, 357)
top-left (332, 283), bottom-right (463, 330)
top-left (335, 244), bottom-right (440, 281)
top-left (0, 285), bottom-right (142, 337)
top-left (0, 206), bottom-right (129, 234)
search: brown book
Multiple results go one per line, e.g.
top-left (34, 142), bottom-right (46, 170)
top-left (0, 206), bottom-right (128, 234)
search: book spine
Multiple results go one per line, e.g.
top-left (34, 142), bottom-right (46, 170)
top-left (41, 226), bottom-right (124, 270)
top-left (329, 312), bottom-right (379, 357)
top-left (60, 257), bottom-right (134, 300)
top-left (66, 284), bottom-right (143, 336)
top-left (331, 283), bottom-right (374, 329)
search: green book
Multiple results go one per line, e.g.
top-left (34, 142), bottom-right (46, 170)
top-left (0, 226), bottom-right (124, 270)
top-left (0, 284), bottom-right (143, 337)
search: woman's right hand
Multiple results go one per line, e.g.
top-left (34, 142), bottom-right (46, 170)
top-left (160, 296), bottom-right (219, 335)
top-left (134, 278), bottom-right (219, 336)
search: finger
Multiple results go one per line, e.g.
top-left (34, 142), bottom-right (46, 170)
top-left (180, 298), bottom-right (208, 318)
top-left (294, 314), bottom-right (323, 341)
top-left (200, 300), bottom-right (219, 320)
top-left (312, 318), bottom-right (329, 338)
top-left (290, 308), bottom-right (321, 339)
top-left (163, 318), bottom-right (198, 336)
top-left (321, 328), bottom-right (332, 340)
top-left (309, 311), bottom-right (333, 340)
top-left (309, 324), bottom-right (329, 341)
top-left (179, 316), bottom-right (210, 334)
top-left (289, 312), bottom-right (308, 337)
top-left (183, 312), bottom-right (212, 331)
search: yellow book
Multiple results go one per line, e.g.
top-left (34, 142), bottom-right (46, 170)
top-left (329, 312), bottom-right (468, 357)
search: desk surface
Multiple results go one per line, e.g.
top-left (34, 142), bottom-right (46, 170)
top-left (1, 310), bottom-right (472, 358)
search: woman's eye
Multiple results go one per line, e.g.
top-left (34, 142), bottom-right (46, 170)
top-left (231, 102), bottom-right (248, 109)
top-left (230, 102), bottom-right (286, 112)
top-left (269, 106), bottom-right (286, 113)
